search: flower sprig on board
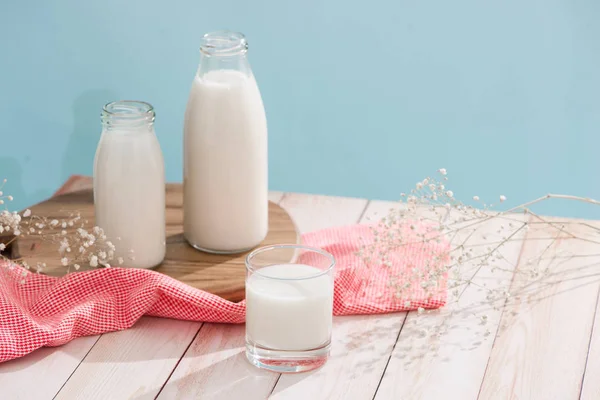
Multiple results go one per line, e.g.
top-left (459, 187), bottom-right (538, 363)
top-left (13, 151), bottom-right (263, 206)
top-left (0, 179), bottom-right (124, 280)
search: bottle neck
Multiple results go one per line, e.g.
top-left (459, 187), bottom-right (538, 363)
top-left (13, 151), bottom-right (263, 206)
top-left (101, 100), bottom-right (155, 132)
top-left (196, 31), bottom-right (252, 79)
top-left (197, 53), bottom-right (252, 78)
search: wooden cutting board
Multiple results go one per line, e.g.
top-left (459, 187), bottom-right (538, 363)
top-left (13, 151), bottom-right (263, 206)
top-left (11, 176), bottom-right (299, 302)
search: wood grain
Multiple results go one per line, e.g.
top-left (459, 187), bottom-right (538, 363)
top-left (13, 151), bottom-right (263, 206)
top-left (0, 335), bottom-right (99, 400)
top-left (54, 318), bottom-right (200, 400)
top-left (18, 181), bottom-right (298, 302)
top-left (479, 219), bottom-right (600, 400)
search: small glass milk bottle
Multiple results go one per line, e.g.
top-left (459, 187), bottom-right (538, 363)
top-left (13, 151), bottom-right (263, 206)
top-left (183, 31), bottom-right (268, 254)
top-left (93, 100), bottom-right (166, 268)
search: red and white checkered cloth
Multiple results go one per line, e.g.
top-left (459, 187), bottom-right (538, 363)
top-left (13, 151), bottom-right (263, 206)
top-left (0, 224), bottom-right (449, 363)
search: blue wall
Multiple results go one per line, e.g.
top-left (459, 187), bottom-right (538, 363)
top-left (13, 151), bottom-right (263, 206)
top-left (1, 0), bottom-right (600, 218)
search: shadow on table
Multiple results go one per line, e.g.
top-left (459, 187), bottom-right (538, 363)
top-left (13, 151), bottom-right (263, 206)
top-left (0, 335), bottom-right (99, 373)
top-left (131, 351), bottom-right (278, 400)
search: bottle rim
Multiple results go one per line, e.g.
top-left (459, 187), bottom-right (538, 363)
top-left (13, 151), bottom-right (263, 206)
top-left (101, 100), bottom-right (155, 126)
top-left (200, 31), bottom-right (248, 57)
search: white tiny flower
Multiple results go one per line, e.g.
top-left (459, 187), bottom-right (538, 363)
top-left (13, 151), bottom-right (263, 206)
top-left (0, 191), bottom-right (2, 195)
top-left (74, 264), bottom-right (81, 270)
top-left (0, 243), bottom-right (5, 251)
top-left (61, 222), bottom-right (67, 228)
top-left (117, 257), bottom-right (124, 265)
top-left (23, 209), bottom-right (31, 217)
top-left (90, 255), bottom-right (99, 267)
top-left (416, 182), bottom-right (423, 190)
top-left (13, 229), bottom-right (20, 236)
top-left (61, 257), bottom-right (68, 266)
top-left (50, 219), bottom-right (59, 227)
top-left (29, 227), bottom-right (35, 233)
top-left (473, 196), bottom-right (480, 201)
top-left (0, 200), bottom-right (4, 205)
top-left (0, 226), bottom-right (3, 234)
top-left (7, 196), bottom-right (13, 201)
top-left (61, 230), bottom-right (67, 235)
top-left (446, 190), bottom-right (454, 198)
top-left (417, 307), bottom-right (425, 314)
top-left (499, 195), bottom-right (507, 202)
top-left (438, 168), bottom-right (447, 175)
top-left (422, 178), bottom-right (429, 185)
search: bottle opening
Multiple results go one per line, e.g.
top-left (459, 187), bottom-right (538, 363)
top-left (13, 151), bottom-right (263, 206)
top-left (102, 100), bottom-right (155, 127)
top-left (200, 31), bottom-right (248, 57)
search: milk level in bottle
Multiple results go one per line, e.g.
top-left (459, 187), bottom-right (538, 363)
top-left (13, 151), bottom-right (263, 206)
top-left (93, 100), bottom-right (166, 269)
top-left (183, 31), bottom-right (268, 254)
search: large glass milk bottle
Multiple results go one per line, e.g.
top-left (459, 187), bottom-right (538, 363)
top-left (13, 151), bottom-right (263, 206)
top-left (183, 31), bottom-right (268, 254)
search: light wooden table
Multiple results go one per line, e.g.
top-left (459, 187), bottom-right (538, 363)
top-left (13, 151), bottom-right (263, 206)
top-left (1, 190), bottom-right (600, 400)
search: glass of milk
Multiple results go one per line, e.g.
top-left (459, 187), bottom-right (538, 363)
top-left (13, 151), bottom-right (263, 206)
top-left (245, 244), bottom-right (335, 373)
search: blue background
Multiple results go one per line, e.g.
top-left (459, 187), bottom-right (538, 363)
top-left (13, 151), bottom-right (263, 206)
top-left (1, 0), bottom-right (600, 217)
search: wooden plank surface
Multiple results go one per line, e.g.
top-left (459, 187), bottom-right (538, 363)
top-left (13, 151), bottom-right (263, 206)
top-left (4, 182), bottom-right (600, 400)
top-left (479, 219), bottom-right (600, 399)
top-left (374, 211), bottom-right (529, 400)
top-left (157, 193), bottom-right (369, 399)
top-left (0, 336), bottom-right (99, 400)
top-left (581, 285), bottom-right (600, 400)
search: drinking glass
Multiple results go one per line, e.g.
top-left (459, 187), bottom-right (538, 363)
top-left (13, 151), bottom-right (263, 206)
top-left (245, 244), bottom-right (335, 373)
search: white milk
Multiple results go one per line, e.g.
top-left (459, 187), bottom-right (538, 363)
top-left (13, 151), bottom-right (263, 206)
top-left (93, 124), bottom-right (166, 269)
top-left (183, 69), bottom-right (268, 253)
top-left (246, 264), bottom-right (334, 351)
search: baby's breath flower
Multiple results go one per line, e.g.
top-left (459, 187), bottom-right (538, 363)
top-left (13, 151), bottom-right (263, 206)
top-left (89, 255), bottom-right (98, 267)
top-left (0, 243), bottom-right (5, 251)
top-left (499, 195), bottom-right (507, 202)
top-left (23, 209), bottom-right (31, 217)
top-left (61, 257), bottom-right (68, 266)
top-left (74, 264), bottom-right (81, 270)
top-left (438, 168), bottom-right (447, 175)
top-left (417, 307), bottom-right (425, 314)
